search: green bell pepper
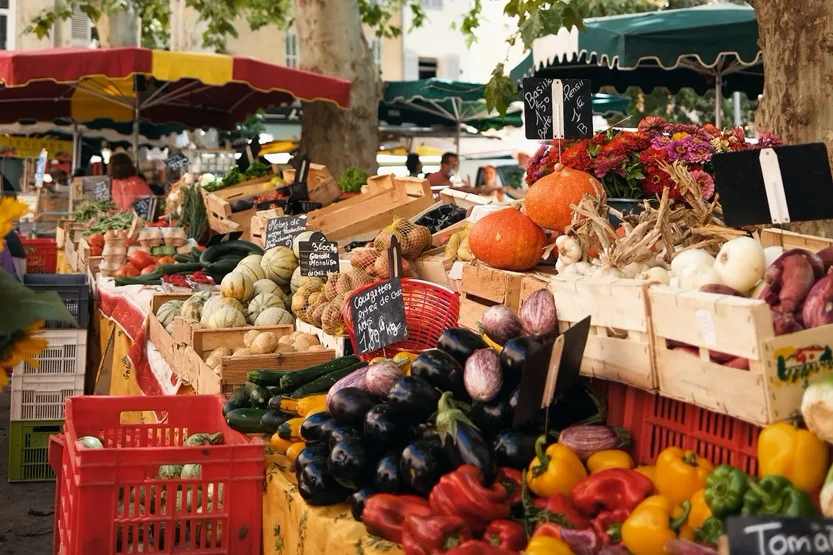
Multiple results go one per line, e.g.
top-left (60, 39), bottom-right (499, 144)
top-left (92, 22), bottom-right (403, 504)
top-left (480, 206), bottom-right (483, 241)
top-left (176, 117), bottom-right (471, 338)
top-left (704, 464), bottom-right (748, 518)
top-left (740, 475), bottom-right (818, 517)
top-left (694, 516), bottom-right (723, 546)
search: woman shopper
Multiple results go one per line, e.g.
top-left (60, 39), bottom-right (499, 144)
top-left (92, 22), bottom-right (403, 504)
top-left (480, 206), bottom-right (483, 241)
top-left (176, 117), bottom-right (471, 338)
top-left (108, 152), bottom-right (153, 211)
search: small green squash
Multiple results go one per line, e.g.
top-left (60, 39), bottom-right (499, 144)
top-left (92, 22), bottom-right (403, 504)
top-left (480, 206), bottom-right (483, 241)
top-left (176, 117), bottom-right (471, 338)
top-left (254, 307), bottom-right (294, 327)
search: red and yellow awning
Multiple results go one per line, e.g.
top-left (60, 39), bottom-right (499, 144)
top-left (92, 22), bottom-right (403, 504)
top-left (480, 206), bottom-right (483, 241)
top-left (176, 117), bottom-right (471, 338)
top-left (0, 47), bottom-right (351, 129)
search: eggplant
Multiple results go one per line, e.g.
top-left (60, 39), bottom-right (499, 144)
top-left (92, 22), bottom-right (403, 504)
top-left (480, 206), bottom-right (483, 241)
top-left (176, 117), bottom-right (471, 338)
top-left (436, 392), bottom-right (494, 482)
top-left (469, 398), bottom-right (513, 439)
top-left (500, 335), bottom-right (548, 393)
top-left (437, 328), bottom-right (487, 366)
top-left (548, 383), bottom-right (606, 431)
top-left (328, 387), bottom-right (379, 425)
top-left (318, 417), bottom-right (342, 447)
top-left (349, 488), bottom-right (376, 522)
top-left (298, 460), bottom-right (352, 505)
top-left (492, 430), bottom-right (538, 469)
top-left (364, 404), bottom-right (414, 445)
top-left (328, 437), bottom-right (372, 489)
top-left (387, 376), bottom-right (441, 422)
top-left (300, 411), bottom-right (334, 442)
top-left (374, 452), bottom-right (406, 494)
top-left (400, 439), bottom-right (446, 495)
top-left (411, 349), bottom-right (469, 401)
top-left (327, 425), bottom-right (363, 450)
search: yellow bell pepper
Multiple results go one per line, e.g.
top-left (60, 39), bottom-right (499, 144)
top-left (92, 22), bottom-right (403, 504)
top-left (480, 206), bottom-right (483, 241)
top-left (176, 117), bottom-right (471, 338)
top-left (270, 433), bottom-right (294, 454)
top-left (622, 495), bottom-right (695, 555)
top-left (758, 422), bottom-right (829, 493)
top-left (687, 489), bottom-right (712, 530)
top-left (525, 535), bottom-right (575, 555)
top-left (655, 447), bottom-right (714, 506)
top-left (527, 437), bottom-right (587, 498)
top-left (636, 465), bottom-right (657, 485)
top-left (587, 449), bottom-right (634, 473)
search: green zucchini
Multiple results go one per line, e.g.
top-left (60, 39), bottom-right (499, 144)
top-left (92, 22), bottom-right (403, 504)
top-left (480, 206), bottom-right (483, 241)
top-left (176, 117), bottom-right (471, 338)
top-left (279, 355), bottom-right (360, 392)
top-left (223, 388), bottom-right (249, 415)
top-left (225, 408), bottom-right (269, 434)
top-left (114, 273), bottom-right (162, 286)
top-left (200, 240), bottom-right (265, 265)
top-left (247, 369), bottom-right (294, 387)
top-left (244, 382), bottom-right (271, 408)
top-left (173, 253), bottom-right (193, 263)
top-left (260, 411), bottom-right (287, 434)
top-left (156, 262), bottom-right (204, 275)
top-left (191, 246), bottom-right (204, 261)
top-left (290, 362), bottom-right (367, 398)
top-left (204, 257), bottom-right (244, 277)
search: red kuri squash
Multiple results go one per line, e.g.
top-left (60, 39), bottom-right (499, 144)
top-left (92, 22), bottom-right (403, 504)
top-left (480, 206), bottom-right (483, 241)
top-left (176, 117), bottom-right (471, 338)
top-left (525, 164), bottom-right (602, 233)
top-left (469, 207), bottom-right (547, 271)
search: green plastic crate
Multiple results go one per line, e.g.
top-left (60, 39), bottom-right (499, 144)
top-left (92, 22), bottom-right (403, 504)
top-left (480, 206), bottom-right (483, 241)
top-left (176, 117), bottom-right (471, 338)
top-left (8, 419), bottom-right (63, 482)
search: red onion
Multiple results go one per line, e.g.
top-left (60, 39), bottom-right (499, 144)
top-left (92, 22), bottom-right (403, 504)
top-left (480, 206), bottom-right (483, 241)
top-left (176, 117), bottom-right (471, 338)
top-left (709, 350), bottom-right (734, 363)
top-left (767, 248), bottom-right (824, 284)
top-left (772, 310), bottom-right (804, 336)
top-left (481, 305), bottom-right (523, 345)
top-left (698, 283), bottom-right (744, 297)
top-left (775, 254), bottom-right (816, 312)
top-left (664, 539), bottom-right (718, 555)
top-left (463, 348), bottom-right (503, 402)
top-left (725, 357), bottom-right (750, 370)
top-left (816, 246), bottom-right (833, 273)
top-left (559, 528), bottom-right (599, 554)
top-left (802, 272), bottom-right (833, 328)
top-left (519, 288), bottom-right (558, 336)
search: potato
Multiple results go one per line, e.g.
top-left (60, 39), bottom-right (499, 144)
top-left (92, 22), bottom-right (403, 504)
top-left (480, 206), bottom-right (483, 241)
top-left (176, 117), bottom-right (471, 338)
top-left (278, 334), bottom-right (294, 345)
top-left (293, 337), bottom-right (314, 352)
top-left (243, 330), bottom-right (261, 348)
top-left (296, 332), bottom-right (319, 346)
top-left (276, 343), bottom-right (296, 353)
top-left (232, 348), bottom-right (251, 357)
top-left (289, 331), bottom-right (303, 341)
top-left (208, 347), bottom-right (232, 359)
top-left (251, 332), bottom-right (278, 355)
top-left (205, 354), bottom-right (223, 369)
top-left (307, 344), bottom-right (328, 352)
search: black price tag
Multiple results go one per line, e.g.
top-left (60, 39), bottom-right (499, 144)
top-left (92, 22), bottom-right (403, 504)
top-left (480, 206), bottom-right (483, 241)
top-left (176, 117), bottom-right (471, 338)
top-left (726, 516), bottom-right (833, 554)
top-left (132, 196), bottom-right (162, 221)
top-left (713, 143), bottom-right (833, 227)
top-left (165, 153), bottom-right (190, 172)
top-left (299, 231), bottom-right (339, 277)
top-left (523, 78), bottom-right (593, 140)
top-left (264, 215), bottom-right (307, 250)
top-left (94, 180), bottom-right (111, 202)
top-left (513, 316), bottom-right (591, 428)
top-left (350, 277), bottom-right (408, 354)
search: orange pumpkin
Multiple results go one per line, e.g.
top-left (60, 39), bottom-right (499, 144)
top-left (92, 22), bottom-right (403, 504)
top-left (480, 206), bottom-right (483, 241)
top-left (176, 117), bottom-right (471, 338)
top-left (525, 164), bottom-right (602, 233)
top-left (468, 207), bottom-right (547, 271)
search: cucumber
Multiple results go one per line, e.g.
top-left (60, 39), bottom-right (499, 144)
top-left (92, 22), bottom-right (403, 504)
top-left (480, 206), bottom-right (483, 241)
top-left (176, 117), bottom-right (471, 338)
top-left (290, 362), bottom-right (368, 398)
top-left (260, 411), bottom-right (287, 434)
top-left (247, 369), bottom-right (294, 387)
top-left (200, 241), bottom-right (265, 265)
top-left (223, 388), bottom-right (249, 415)
top-left (225, 408), bottom-right (269, 433)
top-left (156, 262), bottom-right (204, 275)
top-left (244, 382), bottom-right (271, 408)
top-left (279, 356), bottom-right (360, 392)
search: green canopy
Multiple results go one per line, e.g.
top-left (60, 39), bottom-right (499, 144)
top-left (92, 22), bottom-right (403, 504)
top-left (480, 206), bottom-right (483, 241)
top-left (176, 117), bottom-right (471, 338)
top-left (509, 4), bottom-right (762, 125)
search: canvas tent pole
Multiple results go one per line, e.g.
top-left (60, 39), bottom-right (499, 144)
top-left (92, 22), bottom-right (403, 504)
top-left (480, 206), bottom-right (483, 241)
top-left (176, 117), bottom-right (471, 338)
top-left (71, 124), bottom-right (80, 173)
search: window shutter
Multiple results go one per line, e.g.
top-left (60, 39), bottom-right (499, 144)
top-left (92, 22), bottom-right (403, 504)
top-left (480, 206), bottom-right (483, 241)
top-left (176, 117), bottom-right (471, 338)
top-left (403, 50), bottom-right (419, 81)
top-left (442, 54), bottom-right (460, 80)
top-left (70, 7), bottom-right (92, 47)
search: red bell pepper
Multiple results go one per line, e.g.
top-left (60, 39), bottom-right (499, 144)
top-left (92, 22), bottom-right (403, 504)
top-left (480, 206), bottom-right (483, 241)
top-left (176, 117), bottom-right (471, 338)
top-left (429, 465), bottom-right (515, 534)
top-left (571, 468), bottom-right (654, 517)
top-left (497, 468), bottom-right (523, 507)
top-left (402, 514), bottom-right (472, 555)
top-left (590, 508), bottom-right (629, 547)
top-left (444, 540), bottom-right (519, 555)
top-left (363, 494), bottom-right (433, 543)
top-left (532, 493), bottom-right (590, 529)
top-left (482, 520), bottom-right (526, 551)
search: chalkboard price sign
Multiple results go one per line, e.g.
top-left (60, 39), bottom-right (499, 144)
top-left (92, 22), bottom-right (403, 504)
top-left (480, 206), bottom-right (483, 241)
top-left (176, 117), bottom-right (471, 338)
top-left (94, 179), bottom-right (111, 202)
top-left (299, 231), bottom-right (339, 277)
top-left (264, 215), bottom-right (307, 250)
top-left (80, 176), bottom-right (110, 202)
top-left (523, 77), bottom-right (593, 140)
top-left (350, 277), bottom-right (408, 355)
top-left (727, 516), bottom-right (833, 554)
top-left (165, 153), bottom-right (190, 172)
top-left (132, 195), bottom-right (162, 221)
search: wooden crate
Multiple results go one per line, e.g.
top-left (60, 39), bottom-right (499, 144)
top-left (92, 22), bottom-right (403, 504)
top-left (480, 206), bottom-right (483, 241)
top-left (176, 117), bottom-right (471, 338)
top-left (458, 264), bottom-right (528, 332)
top-left (760, 228), bottom-right (833, 252)
top-left (522, 275), bottom-right (657, 391)
top-left (147, 293), bottom-right (190, 370)
top-left (650, 285), bottom-right (833, 426)
top-left (439, 188), bottom-right (507, 210)
top-left (250, 208), bottom-right (284, 247)
top-left (295, 319), bottom-right (353, 358)
top-left (305, 175), bottom-right (434, 242)
top-left (56, 219), bottom-right (85, 249)
top-left (283, 164), bottom-right (341, 207)
top-left (201, 175), bottom-right (276, 238)
top-left (411, 248), bottom-right (458, 291)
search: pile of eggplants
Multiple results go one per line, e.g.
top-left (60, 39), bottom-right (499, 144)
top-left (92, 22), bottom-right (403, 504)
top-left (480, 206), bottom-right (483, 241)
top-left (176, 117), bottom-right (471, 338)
top-left (292, 326), bottom-right (606, 513)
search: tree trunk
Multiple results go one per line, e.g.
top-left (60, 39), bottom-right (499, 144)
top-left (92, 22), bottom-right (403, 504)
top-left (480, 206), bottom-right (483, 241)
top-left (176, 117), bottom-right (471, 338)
top-left (751, 0), bottom-right (833, 237)
top-left (293, 0), bottom-right (380, 178)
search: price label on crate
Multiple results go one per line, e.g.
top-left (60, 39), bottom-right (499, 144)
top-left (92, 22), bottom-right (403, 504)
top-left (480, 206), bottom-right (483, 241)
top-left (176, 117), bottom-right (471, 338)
top-left (726, 516), bottom-right (833, 554)
top-left (165, 153), bottom-right (190, 172)
top-left (264, 215), bottom-right (306, 250)
top-left (299, 231), bottom-right (339, 277)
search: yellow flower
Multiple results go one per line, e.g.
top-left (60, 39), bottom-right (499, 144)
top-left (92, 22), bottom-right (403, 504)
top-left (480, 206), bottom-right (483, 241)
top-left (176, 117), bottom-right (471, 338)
top-left (672, 132), bottom-right (691, 140)
top-left (0, 197), bottom-right (29, 248)
top-left (0, 321), bottom-right (48, 369)
top-left (0, 369), bottom-right (7, 390)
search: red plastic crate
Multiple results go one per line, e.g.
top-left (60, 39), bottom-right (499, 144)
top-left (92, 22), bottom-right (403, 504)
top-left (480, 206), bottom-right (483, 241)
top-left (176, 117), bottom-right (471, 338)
top-left (601, 380), bottom-right (759, 475)
top-left (49, 395), bottom-right (265, 555)
top-left (20, 237), bottom-right (57, 274)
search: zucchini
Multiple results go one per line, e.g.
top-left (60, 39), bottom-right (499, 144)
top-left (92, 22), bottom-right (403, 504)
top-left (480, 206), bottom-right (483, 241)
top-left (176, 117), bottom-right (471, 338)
top-left (191, 246), bottom-right (204, 261)
top-left (114, 273), bottom-right (161, 286)
top-left (204, 257), bottom-right (245, 277)
top-left (223, 388), bottom-right (249, 415)
top-left (270, 433), bottom-right (295, 453)
top-left (173, 253), bottom-right (193, 263)
top-left (260, 411), bottom-right (287, 434)
top-left (268, 394), bottom-right (325, 416)
top-left (156, 262), bottom-right (203, 275)
top-left (277, 417), bottom-right (304, 441)
top-left (200, 240), bottom-right (265, 265)
top-left (290, 362), bottom-right (368, 398)
top-left (225, 408), bottom-right (269, 433)
top-left (245, 383), bottom-right (271, 408)
top-left (279, 356), bottom-right (360, 392)
top-left (247, 369), bottom-right (293, 387)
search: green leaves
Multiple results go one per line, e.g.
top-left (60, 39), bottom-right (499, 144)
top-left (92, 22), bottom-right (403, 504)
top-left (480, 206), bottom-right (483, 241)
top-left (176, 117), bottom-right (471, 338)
top-left (0, 270), bottom-right (76, 335)
top-left (484, 64), bottom-right (518, 117)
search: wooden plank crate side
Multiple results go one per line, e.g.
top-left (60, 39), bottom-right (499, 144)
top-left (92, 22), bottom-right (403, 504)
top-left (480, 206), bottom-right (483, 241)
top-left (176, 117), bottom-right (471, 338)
top-left (760, 228), bottom-right (833, 252)
top-left (460, 264), bottom-right (525, 307)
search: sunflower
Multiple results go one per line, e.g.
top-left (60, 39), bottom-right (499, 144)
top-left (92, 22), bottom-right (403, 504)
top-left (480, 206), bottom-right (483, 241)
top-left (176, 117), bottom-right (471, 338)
top-left (0, 320), bottom-right (48, 369)
top-left (0, 197), bottom-right (29, 247)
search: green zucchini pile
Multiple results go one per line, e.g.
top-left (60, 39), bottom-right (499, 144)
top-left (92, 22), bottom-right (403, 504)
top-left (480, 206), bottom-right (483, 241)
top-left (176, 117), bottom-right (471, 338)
top-left (114, 239), bottom-right (265, 286)
top-left (223, 356), bottom-right (365, 435)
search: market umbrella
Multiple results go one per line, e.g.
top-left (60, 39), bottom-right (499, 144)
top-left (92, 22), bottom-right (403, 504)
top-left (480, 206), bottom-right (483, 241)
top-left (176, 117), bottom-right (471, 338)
top-left (0, 47), bottom-right (351, 157)
top-left (379, 79), bottom-right (629, 152)
top-left (509, 4), bottom-right (762, 126)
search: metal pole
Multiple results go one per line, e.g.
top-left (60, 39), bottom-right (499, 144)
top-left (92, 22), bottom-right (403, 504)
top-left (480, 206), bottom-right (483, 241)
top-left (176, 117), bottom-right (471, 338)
top-left (733, 91), bottom-right (742, 126)
top-left (715, 76), bottom-right (722, 128)
top-left (71, 123), bottom-right (79, 174)
top-left (133, 103), bottom-right (140, 160)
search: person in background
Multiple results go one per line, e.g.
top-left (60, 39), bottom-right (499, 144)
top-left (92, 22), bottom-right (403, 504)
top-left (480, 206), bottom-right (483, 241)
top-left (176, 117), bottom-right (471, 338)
top-left (108, 152), bottom-right (153, 211)
top-left (481, 165), bottom-right (499, 188)
top-left (237, 136), bottom-right (270, 173)
top-left (406, 153), bottom-right (423, 177)
top-left (2, 173), bottom-right (26, 279)
top-left (427, 152), bottom-right (469, 187)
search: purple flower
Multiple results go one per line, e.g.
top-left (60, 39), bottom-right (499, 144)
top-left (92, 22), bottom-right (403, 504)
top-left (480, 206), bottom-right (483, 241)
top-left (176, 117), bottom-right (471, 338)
top-left (594, 154), bottom-right (626, 177)
top-left (690, 169), bottom-right (715, 200)
top-left (663, 136), bottom-right (713, 163)
top-left (529, 143), bottom-right (549, 166)
top-left (651, 134), bottom-right (672, 150)
top-left (757, 131), bottom-right (785, 149)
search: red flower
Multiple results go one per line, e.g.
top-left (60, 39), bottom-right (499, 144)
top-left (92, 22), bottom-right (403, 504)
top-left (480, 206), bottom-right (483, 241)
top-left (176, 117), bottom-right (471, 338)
top-left (702, 123), bottom-right (721, 137)
top-left (562, 143), bottom-right (593, 171)
top-left (594, 153), bottom-right (627, 177)
top-left (591, 132), bottom-right (607, 145)
top-left (637, 115), bottom-right (668, 135)
top-left (619, 131), bottom-right (651, 151)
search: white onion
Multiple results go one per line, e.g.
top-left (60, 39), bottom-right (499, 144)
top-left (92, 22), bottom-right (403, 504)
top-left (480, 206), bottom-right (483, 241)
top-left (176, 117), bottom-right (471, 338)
top-left (713, 237), bottom-right (765, 293)
top-left (671, 249), bottom-right (716, 275)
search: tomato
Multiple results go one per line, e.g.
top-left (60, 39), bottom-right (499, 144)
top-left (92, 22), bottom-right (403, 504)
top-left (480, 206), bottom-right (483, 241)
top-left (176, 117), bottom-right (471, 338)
top-left (156, 256), bottom-right (176, 265)
top-left (88, 233), bottom-right (105, 249)
top-left (128, 250), bottom-right (155, 270)
top-left (115, 263), bottom-right (140, 278)
top-left (141, 264), bottom-right (157, 275)
top-left (90, 246), bottom-right (103, 256)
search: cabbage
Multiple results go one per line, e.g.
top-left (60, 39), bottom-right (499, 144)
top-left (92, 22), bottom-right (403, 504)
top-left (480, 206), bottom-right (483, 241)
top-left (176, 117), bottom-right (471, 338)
top-left (801, 374), bottom-right (833, 443)
top-left (158, 464), bottom-right (184, 479)
top-left (822, 464), bottom-right (833, 517)
top-left (78, 436), bottom-right (103, 449)
top-left (181, 463), bottom-right (202, 479)
top-left (184, 432), bottom-right (224, 446)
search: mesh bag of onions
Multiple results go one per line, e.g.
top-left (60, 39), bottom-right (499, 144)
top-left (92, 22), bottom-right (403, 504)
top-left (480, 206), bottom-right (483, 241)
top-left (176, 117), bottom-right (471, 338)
top-left (348, 217), bottom-right (432, 279)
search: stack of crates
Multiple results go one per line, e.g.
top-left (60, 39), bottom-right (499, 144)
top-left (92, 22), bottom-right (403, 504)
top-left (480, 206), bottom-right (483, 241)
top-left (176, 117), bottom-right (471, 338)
top-left (8, 274), bottom-right (90, 481)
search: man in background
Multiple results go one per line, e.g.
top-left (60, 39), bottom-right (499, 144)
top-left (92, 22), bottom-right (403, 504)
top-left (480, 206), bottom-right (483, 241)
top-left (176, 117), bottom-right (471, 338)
top-left (427, 152), bottom-right (467, 187)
